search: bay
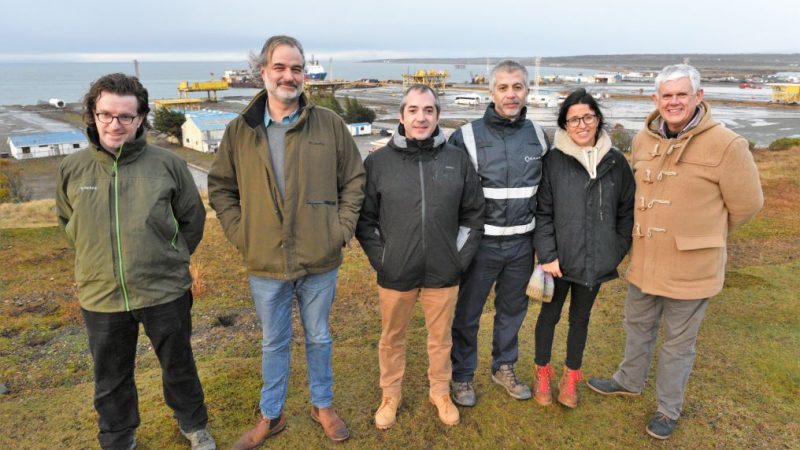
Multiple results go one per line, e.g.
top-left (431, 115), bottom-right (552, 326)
top-left (0, 61), bottom-right (597, 106)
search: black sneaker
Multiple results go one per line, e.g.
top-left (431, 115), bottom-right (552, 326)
top-left (646, 412), bottom-right (678, 439)
top-left (586, 378), bottom-right (640, 397)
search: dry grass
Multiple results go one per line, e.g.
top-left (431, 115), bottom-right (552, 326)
top-left (0, 148), bottom-right (797, 449)
top-left (0, 199), bottom-right (57, 228)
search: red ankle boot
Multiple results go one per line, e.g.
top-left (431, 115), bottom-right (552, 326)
top-left (533, 364), bottom-right (555, 406)
top-left (558, 367), bottom-right (582, 408)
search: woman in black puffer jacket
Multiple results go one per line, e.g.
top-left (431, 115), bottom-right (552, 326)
top-left (532, 89), bottom-right (635, 409)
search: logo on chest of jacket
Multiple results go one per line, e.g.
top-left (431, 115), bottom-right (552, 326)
top-left (79, 186), bottom-right (97, 192)
top-left (524, 155), bottom-right (540, 163)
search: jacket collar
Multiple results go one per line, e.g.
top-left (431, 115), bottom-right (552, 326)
top-left (241, 89), bottom-right (311, 129)
top-left (554, 128), bottom-right (613, 179)
top-left (483, 102), bottom-right (528, 130)
top-left (390, 123), bottom-right (446, 153)
top-left (87, 125), bottom-right (147, 165)
top-left (645, 101), bottom-right (716, 140)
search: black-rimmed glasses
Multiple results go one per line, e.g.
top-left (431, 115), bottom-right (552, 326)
top-left (566, 114), bottom-right (598, 128)
top-left (95, 112), bottom-right (139, 125)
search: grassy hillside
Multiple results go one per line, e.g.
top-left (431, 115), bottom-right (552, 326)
top-left (0, 149), bottom-right (798, 449)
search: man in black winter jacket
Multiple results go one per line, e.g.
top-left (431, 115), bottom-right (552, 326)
top-left (449, 60), bottom-right (550, 406)
top-left (356, 85), bottom-right (484, 429)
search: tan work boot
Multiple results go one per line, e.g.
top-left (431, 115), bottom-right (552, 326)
top-left (533, 363), bottom-right (555, 406)
top-left (310, 406), bottom-right (350, 442)
top-left (374, 396), bottom-right (401, 430)
top-left (558, 367), bottom-right (583, 408)
top-left (429, 393), bottom-right (460, 426)
top-left (231, 415), bottom-right (286, 450)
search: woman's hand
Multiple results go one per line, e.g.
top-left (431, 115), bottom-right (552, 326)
top-left (541, 259), bottom-right (562, 278)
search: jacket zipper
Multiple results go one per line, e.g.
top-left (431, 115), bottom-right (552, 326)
top-left (418, 159), bottom-right (427, 256)
top-left (112, 144), bottom-right (131, 311)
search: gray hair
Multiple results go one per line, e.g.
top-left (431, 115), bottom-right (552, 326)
top-left (655, 64), bottom-right (701, 93)
top-left (257, 35), bottom-right (305, 68)
top-left (399, 84), bottom-right (441, 115)
top-left (489, 60), bottom-right (529, 91)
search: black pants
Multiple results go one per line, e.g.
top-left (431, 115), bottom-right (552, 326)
top-left (534, 278), bottom-right (599, 370)
top-left (82, 291), bottom-right (208, 450)
top-left (451, 239), bottom-right (533, 382)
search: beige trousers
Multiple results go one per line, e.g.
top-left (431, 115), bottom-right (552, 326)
top-left (378, 286), bottom-right (459, 398)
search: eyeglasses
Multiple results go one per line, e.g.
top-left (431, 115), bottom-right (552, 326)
top-left (95, 112), bottom-right (139, 125)
top-left (566, 114), bottom-right (598, 128)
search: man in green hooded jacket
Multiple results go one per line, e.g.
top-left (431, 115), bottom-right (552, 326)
top-left (55, 73), bottom-right (214, 450)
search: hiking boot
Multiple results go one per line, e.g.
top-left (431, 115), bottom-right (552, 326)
top-left (231, 415), bottom-right (286, 450)
top-left (179, 427), bottom-right (217, 450)
top-left (646, 412), bottom-right (678, 440)
top-left (557, 367), bottom-right (582, 408)
top-left (492, 364), bottom-right (531, 400)
top-left (374, 396), bottom-right (401, 430)
top-left (429, 394), bottom-right (460, 426)
top-left (450, 381), bottom-right (476, 407)
top-left (586, 377), bottom-right (640, 397)
top-left (311, 406), bottom-right (350, 442)
top-left (533, 364), bottom-right (555, 406)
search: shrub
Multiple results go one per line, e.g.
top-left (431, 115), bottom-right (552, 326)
top-left (310, 94), bottom-right (343, 114)
top-left (767, 137), bottom-right (800, 151)
top-left (610, 123), bottom-right (632, 152)
top-left (152, 107), bottom-right (186, 141)
top-left (0, 159), bottom-right (31, 203)
top-left (342, 96), bottom-right (376, 124)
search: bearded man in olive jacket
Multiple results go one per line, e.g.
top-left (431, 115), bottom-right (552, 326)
top-left (208, 35), bottom-right (364, 448)
top-left (587, 64), bottom-right (763, 440)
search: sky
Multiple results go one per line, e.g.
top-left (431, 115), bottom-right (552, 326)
top-left (1, 0), bottom-right (798, 62)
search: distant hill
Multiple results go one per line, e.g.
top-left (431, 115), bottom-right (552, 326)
top-left (367, 54), bottom-right (800, 77)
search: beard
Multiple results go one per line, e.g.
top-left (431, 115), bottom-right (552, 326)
top-left (266, 79), bottom-right (303, 104)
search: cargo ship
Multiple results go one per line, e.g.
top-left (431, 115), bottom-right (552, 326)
top-left (222, 69), bottom-right (261, 88)
top-left (306, 55), bottom-right (327, 81)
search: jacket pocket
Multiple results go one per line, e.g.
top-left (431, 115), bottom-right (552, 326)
top-left (670, 234), bottom-right (726, 281)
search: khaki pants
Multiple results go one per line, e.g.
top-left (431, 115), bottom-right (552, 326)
top-left (378, 286), bottom-right (459, 398)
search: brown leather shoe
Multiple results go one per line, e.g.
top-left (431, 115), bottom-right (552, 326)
top-left (231, 415), bottom-right (286, 450)
top-left (310, 406), bottom-right (350, 442)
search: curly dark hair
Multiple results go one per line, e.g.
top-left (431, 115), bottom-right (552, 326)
top-left (82, 73), bottom-right (150, 128)
top-left (556, 88), bottom-right (604, 141)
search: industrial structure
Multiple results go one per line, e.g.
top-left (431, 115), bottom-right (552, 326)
top-left (402, 69), bottom-right (448, 94)
top-left (7, 130), bottom-right (87, 160)
top-left (154, 98), bottom-right (203, 111)
top-left (770, 83), bottom-right (800, 104)
top-left (178, 80), bottom-right (229, 101)
top-left (181, 110), bottom-right (238, 153)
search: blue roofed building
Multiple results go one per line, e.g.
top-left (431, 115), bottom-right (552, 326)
top-left (7, 130), bottom-right (88, 160)
top-left (181, 110), bottom-right (238, 153)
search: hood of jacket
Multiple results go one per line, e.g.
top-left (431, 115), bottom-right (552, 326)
top-left (553, 128), bottom-right (613, 179)
top-left (390, 123), bottom-right (446, 153)
top-left (483, 102), bottom-right (528, 130)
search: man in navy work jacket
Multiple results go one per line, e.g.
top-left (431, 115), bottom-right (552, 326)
top-left (449, 59), bottom-right (550, 407)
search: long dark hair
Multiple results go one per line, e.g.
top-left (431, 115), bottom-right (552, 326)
top-left (556, 88), bottom-right (604, 141)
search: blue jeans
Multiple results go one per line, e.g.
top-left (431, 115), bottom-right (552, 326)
top-left (249, 268), bottom-right (338, 419)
